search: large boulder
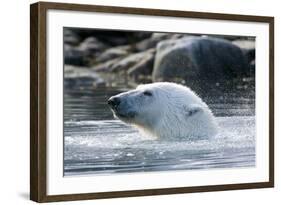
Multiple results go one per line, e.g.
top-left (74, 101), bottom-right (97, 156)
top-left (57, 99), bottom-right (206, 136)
top-left (152, 37), bottom-right (249, 85)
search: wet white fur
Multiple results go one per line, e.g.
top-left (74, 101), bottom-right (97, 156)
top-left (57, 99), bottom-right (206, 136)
top-left (118, 82), bottom-right (218, 139)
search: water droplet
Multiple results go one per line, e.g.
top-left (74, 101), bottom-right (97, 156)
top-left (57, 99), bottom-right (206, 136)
top-left (126, 153), bottom-right (134, 157)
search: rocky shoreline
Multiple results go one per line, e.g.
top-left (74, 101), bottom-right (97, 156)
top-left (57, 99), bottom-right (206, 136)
top-left (64, 28), bottom-right (255, 91)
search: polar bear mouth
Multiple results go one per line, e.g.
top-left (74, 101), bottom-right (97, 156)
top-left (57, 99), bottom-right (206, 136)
top-left (113, 110), bottom-right (137, 119)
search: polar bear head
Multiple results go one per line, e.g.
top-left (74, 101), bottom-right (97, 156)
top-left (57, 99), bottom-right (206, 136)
top-left (108, 82), bottom-right (218, 139)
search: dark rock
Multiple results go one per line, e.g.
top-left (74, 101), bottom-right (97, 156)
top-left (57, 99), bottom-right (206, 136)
top-left (95, 45), bottom-right (131, 63)
top-left (70, 29), bottom-right (152, 46)
top-left (64, 37), bottom-right (109, 66)
top-left (110, 48), bottom-right (156, 72)
top-left (249, 60), bottom-right (255, 75)
top-left (127, 51), bottom-right (155, 77)
top-left (232, 40), bottom-right (255, 65)
top-left (92, 31), bottom-right (152, 46)
top-left (78, 37), bottom-right (108, 55)
top-left (69, 29), bottom-right (100, 39)
top-left (210, 35), bottom-right (244, 41)
top-left (133, 32), bottom-right (153, 41)
top-left (93, 57), bottom-right (123, 72)
top-left (93, 79), bottom-right (107, 88)
top-left (64, 44), bottom-right (86, 66)
top-left (135, 33), bottom-right (185, 52)
top-left (64, 29), bottom-right (81, 46)
top-left (210, 35), bottom-right (255, 41)
top-left (152, 36), bottom-right (249, 85)
top-left (64, 65), bottom-right (106, 88)
top-left (93, 48), bottom-right (155, 76)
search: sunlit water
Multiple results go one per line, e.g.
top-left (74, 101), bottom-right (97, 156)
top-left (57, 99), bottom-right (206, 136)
top-left (64, 84), bottom-right (255, 176)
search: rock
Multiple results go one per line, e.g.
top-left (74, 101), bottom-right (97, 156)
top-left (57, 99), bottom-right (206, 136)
top-left (133, 32), bottom-right (153, 41)
top-left (64, 37), bottom-right (109, 66)
top-left (93, 57), bottom-right (123, 72)
top-left (70, 29), bottom-right (151, 46)
top-left (69, 29), bottom-right (100, 39)
top-left (110, 48), bottom-right (156, 72)
top-left (93, 48), bottom-right (155, 76)
top-left (78, 37), bottom-right (108, 55)
top-left (210, 35), bottom-right (243, 41)
top-left (152, 36), bottom-right (249, 85)
top-left (92, 79), bottom-right (107, 88)
top-left (95, 45), bottom-right (131, 63)
top-left (232, 39), bottom-right (255, 64)
top-left (249, 60), bottom-right (255, 74)
top-left (64, 65), bottom-right (106, 88)
top-left (232, 39), bottom-right (255, 50)
top-left (64, 28), bottom-right (81, 45)
top-left (135, 33), bottom-right (185, 51)
top-left (64, 44), bottom-right (86, 66)
top-left (92, 31), bottom-right (152, 46)
top-left (127, 51), bottom-right (155, 77)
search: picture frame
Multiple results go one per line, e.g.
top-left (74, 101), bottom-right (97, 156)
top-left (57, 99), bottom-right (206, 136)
top-left (30, 1), bottom-right (274, 202)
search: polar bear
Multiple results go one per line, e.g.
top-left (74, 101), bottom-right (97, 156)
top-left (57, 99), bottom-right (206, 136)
top-left (108, 82), bottom-right (218, 139)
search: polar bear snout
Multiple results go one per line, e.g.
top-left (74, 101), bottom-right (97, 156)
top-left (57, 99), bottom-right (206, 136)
top-left (108, 93), bottom-right (137, 121)
top-left (108, 96), bottom-right (121, 109)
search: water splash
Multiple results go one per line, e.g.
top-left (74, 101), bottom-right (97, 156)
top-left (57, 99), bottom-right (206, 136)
top-left (64, 116), bottom-right (255, 176)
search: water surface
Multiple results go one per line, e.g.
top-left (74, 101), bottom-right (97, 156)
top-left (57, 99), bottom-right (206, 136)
top-left (64, 84), bottom-right (255, 176)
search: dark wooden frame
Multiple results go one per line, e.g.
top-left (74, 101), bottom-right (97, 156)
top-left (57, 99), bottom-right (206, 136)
top-left (30, 1), bottom-right (274, 203)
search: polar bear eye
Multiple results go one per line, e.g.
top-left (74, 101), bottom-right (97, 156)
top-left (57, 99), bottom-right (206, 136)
top-left (143, 91), bottom-right (152, 96)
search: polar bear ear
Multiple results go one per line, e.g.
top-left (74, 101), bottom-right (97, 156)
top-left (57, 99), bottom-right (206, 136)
top-left (184, 104), bottom-right (203, 117)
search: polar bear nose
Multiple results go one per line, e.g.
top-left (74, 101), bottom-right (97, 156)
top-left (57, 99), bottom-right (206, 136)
top-left (108, 97), bottom-right (121, 108)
